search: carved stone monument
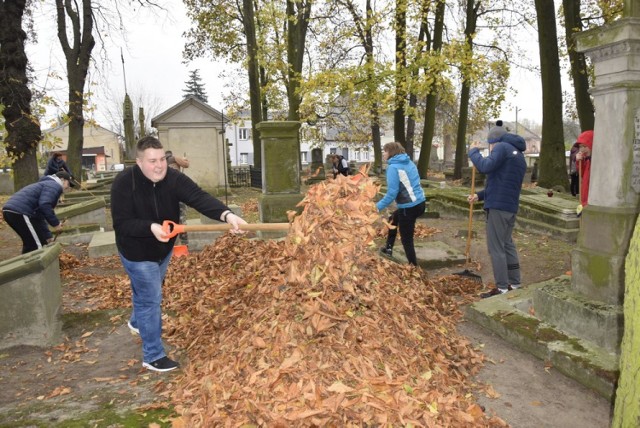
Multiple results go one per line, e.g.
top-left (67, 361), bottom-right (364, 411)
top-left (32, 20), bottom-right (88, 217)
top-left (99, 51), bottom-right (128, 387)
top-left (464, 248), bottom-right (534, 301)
top-left (257, 121), bottom-right (304, 223)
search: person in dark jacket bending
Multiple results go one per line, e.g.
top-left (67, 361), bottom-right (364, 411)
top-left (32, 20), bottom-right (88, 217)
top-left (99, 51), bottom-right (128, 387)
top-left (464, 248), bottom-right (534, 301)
top-left (2, 171), bottom-right (75, 254)
top-left (468, 123), bottom-right (527, 297)
top-left (111, 136), bottom-right (247, 373)
top-left (330, 154), bottom-right (349, 178)
top-left (44, 152), bottom-right (72, 177)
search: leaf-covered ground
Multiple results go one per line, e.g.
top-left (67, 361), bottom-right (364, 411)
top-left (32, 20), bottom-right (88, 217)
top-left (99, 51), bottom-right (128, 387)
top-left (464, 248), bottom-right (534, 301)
top-left (156, 173), bottom-right (499, 426)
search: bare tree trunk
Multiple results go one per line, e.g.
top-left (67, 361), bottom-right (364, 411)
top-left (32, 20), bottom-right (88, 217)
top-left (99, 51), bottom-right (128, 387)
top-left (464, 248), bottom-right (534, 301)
top-left (286, 0), bottom-right (311, 121)
top-left (393, 0), bottom-right (407, 147)
top-left (55, 0), bottom-right (95, 182)
top-left (535, 0), bottom-right (568, 189)
top-left (405, 0), bottom-right (432, 160)
top-left (416, 0), bottom-right (445, 178)
top-left (562, 0), bottom-right (594, 131)
top-left (243, 0), bottom-right (263, 169)
top-left (0, 0), bottom-right (41, 190)
top-left (452, 0), bottom-right (479, 180)
top-left (342, 0), bottom-right (383, 172)
top-left (454, 82), bottom-right (471, 179)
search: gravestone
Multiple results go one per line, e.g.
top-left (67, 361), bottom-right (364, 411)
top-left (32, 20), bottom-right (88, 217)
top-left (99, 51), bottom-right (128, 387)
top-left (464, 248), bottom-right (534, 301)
top-left (0, 244), bottom-right (63, 349)
top-left (257, 121), bottom-right (304, 224)
top-left (305, 148), bottom-right (326, 184)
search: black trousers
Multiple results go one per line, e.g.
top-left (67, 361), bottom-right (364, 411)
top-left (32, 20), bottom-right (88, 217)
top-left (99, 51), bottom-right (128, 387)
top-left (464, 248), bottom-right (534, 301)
top-left (2, 210), bottom-right (48, 254)
top-left (385, 201), bottom-right (426, 266)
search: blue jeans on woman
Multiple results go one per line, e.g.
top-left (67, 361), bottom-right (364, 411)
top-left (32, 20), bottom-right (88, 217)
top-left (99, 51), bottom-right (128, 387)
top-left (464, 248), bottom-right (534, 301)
top-left (119, 251), bottom-right (172, 364)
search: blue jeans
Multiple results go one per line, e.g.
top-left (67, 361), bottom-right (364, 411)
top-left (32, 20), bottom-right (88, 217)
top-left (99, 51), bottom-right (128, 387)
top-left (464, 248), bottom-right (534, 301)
top-left (119, 251), bottom-right (172, 363)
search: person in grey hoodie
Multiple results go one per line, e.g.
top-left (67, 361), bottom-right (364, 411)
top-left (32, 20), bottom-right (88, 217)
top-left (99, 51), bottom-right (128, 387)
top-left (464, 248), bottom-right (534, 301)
top-left (468, 122), bottom-right (527, 297)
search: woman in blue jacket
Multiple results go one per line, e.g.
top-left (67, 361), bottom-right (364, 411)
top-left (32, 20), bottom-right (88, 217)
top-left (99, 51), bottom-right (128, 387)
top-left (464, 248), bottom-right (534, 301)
top-left (377, 142), bottom-right (426, 266)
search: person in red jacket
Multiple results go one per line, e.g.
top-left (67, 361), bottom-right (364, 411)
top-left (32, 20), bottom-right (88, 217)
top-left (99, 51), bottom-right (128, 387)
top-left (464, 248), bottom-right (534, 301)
top-left (575, 130), bottom-right (594, 208)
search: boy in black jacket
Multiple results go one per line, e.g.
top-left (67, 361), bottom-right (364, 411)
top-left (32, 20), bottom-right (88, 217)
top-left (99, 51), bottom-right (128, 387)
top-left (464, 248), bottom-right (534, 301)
top-left (111, 136), bottom-right (247, 372)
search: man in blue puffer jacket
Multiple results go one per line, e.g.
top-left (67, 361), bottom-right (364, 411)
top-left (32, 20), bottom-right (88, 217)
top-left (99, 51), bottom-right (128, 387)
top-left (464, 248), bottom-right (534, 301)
top-left (2, 171), bottom-right (75, 254)
top-left (468, 121), bottom-right (526, 297)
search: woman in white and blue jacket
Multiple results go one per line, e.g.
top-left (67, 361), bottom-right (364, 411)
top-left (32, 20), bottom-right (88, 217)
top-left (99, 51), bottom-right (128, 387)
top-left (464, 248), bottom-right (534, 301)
top-left (376, 142), bottom-right (426, 266)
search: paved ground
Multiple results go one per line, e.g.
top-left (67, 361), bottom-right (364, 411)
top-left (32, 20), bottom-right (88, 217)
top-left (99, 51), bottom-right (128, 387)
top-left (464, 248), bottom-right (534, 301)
top-left (460, 321), bottom-right (612, 428)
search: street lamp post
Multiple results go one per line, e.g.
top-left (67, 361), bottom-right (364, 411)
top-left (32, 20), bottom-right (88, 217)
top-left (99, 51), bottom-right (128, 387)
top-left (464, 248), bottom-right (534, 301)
top-left (219, 108), bottom-right (229, 206)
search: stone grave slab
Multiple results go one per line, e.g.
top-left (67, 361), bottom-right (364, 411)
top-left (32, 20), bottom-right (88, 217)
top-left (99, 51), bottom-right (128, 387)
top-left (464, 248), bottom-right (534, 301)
top-left (383, 241), bottom-right (466, 270)
top-left (0, 244), bottom-right (63, 349)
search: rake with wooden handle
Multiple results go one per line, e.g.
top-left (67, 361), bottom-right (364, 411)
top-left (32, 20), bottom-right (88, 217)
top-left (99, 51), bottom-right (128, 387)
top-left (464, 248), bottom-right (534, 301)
top-left (454, 166), bottom-right (483, 282)
top-left (161, 220), bottom-right (290, 239)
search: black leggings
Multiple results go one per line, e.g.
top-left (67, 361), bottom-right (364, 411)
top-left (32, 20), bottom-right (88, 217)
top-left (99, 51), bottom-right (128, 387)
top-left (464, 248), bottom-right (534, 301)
top-left (385, 201), bottom-right (426, 266)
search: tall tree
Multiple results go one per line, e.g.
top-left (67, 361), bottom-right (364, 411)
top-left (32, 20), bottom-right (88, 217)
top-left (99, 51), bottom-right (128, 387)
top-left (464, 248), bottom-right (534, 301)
top-left (243, 0), bottom-right (263, 168)
top-left (55, 0), bottom-right (95, 182)
top-left (534, 0), bottom-right (568, 189)
top-left (184, 0), bottom-right (263, 168)
top-left (182, 69), bottom-right (209, 103)
top-left (452, 0), bottom-right (479, 180)
top-left (404, 0), bottom-right (432, 160)
top-left (416, 0), bottom-right (445, 177)
top-left (562, 0), bottom-right (594, 131)
top-left (393, 0), bottom-right (407, 147)
top-left (0, 0), bottom-right (41, 190)
top-left (285, 0), bottom-right (312, 121)
top-left (334, 0), bottom-right (385, 172)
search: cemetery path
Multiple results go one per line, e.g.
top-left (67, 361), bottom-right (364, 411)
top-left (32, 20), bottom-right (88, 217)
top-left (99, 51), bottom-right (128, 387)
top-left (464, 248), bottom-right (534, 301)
top-left (0, 211), bottom-right (612, 427)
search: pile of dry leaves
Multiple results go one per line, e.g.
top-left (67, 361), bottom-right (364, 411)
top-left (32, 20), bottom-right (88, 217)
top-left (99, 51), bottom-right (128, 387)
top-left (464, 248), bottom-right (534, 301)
top-left (158, 172), bottom-right (502, 426)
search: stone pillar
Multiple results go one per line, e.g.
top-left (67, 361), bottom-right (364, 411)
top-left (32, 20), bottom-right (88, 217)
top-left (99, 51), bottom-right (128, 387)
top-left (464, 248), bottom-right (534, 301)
top-left (257, 121), bottom-right (304, 223)
top-left (573, 16), bottom-right (640, 305)
top-left (0, 244), bottom-right (63, 349)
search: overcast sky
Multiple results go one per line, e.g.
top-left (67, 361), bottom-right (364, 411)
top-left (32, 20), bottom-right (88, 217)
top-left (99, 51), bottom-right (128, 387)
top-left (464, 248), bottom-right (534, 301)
top-left (27, 0), bottom-right (545, 131)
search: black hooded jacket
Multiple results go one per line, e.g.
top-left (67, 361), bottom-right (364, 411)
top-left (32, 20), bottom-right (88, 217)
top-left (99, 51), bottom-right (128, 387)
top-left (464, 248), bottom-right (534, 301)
top-left (111, 165), bottom-right (228, 262)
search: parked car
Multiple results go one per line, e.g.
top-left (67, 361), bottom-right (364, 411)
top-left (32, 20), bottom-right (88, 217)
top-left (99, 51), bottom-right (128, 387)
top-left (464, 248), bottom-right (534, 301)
top-left (110, 164), bottom-right (125, 171)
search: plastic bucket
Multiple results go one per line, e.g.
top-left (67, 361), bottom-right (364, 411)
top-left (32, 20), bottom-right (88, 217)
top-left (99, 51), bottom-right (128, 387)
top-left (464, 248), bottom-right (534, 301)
top-left (173, 244), bottom-right (189, 258)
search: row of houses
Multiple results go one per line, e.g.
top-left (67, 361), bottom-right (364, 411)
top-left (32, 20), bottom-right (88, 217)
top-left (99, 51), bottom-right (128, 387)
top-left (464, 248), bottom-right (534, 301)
top-left (40, 96), bottom-right (542, 191)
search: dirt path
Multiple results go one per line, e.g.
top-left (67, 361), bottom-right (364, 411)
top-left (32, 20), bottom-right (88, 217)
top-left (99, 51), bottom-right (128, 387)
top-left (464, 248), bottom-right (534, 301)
top-left (0, 208), bottom-right (612, 426)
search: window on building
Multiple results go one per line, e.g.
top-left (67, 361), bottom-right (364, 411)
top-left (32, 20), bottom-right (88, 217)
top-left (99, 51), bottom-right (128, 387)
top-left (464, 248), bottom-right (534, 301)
top-left (330, 148), bottom-right (337, 154)
top-left (239, 128), bottom-right (250, 140)
top-left (240, 153), bottom-right (249, 165)
top-left (363, 151), bottom-right (370, 161)
top-left (301, 151), bottom-right (308, 164)
top-left (354, 150), bottom-right (361, 161)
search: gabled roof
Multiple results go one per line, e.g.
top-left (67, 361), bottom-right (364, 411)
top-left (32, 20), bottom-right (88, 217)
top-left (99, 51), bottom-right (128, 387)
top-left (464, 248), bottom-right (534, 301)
top-left (43, 122), bottom-right (119, 136)
top-left (151, 95), bottom-right (226, 125)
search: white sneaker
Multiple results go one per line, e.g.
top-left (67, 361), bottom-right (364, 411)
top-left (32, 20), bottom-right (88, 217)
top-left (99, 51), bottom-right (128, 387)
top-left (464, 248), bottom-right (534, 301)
top-left (127, 321), bottom-right (140, 336)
